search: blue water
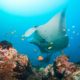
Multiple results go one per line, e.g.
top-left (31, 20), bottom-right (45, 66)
top-left (0, 0), bottom-right (80, 67)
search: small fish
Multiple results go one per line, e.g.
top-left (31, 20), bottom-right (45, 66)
top-left (38, 56), bottom-right (44, 61)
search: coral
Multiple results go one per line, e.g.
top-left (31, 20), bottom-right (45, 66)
top-left (0, 61), bottom-right (16, 80)
top-left (0, 47), bottom-right (33, 80)
top-left (43, 55), bottom-right (78, 80)
top-left (55, 55), bottom-right (76, 74)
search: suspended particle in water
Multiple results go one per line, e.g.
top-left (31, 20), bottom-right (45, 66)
top-left (34, 49), bottom-right (38, 53)
top-left (63, 28), bottom-right (66, 32)
top-left (64, 34), bottom-right (68, 37)
top-left (21, 38), bottom-right (25, 41)
top-left (68, 44), bottom-right (71, 47)
top-left (49, 42), bottom-right (53, 45)
top-left (76, 33), bottom-right (79, 36)
top-left (70, 36), bottom-right (73, 39)
top-left (11, 30), bottom-right (16, 34)
top-left (67, 29), bottom-right (70, 32)
top-left (72, 25), bottom-right (75, 28)
top-left (72, 31), bottom-right (76, 34)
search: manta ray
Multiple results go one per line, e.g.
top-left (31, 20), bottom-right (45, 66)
top-left (23, 8), bottom-right (69, 53)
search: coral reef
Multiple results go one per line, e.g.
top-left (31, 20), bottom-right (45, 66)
top-left (0, 51), bottom-right (33, 80)
top-left (43, 55), bottom-right (80, 80)
top-left (0, 41), bottom-right (80, 80)
top-left (0, 40), bottom-right (33, 80)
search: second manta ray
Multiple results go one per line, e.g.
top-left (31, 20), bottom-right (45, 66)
top-left (24, 9), bottom-right (69, 53)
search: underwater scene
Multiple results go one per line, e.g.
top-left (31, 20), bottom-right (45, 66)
top-left (0, 0), bottom-right (80, 80)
